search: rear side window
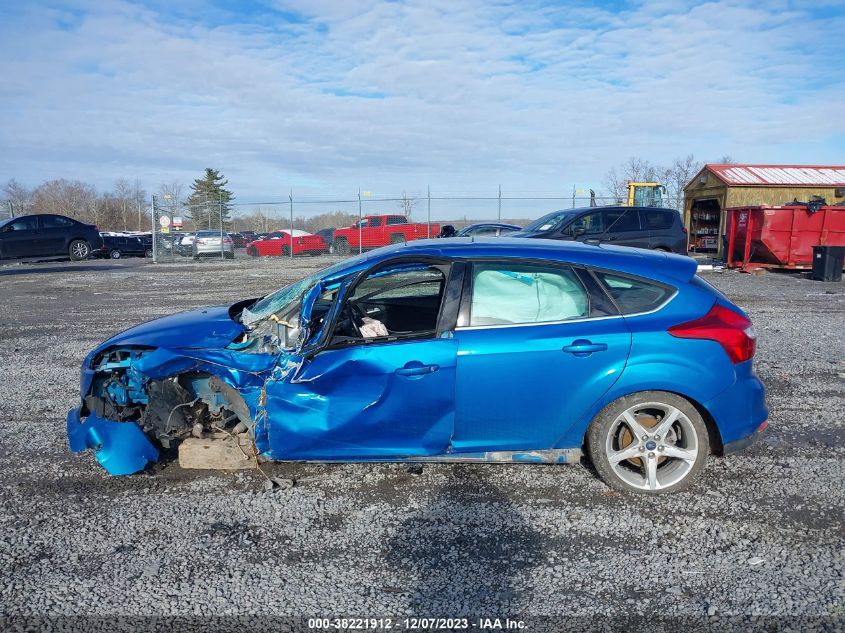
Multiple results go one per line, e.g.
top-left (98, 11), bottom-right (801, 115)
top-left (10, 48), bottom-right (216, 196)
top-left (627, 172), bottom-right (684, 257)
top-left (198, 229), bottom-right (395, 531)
top-left (603, 209), bottom-right (640, 232)
top-left (594, 271), bottom-right (674, 314)
top-left (41, 215), bottom-right (75, 228)
top-left (469, 263), bottom-right (589, 326)
top-left (640, 210), bottom-right (676, 230)
top-left (386, 216), bottom-right (407, 225)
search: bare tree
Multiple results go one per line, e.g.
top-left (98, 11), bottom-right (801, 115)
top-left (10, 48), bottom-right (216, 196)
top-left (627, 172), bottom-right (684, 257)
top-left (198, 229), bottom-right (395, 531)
top-left (603, 158), bottom-right (661, 204)
top-left (400, 191), bottom-right (417, 221)
top-left (157, 181), bottom-right (185, 228)
top-left (604, 155), bottom-right (704, 210)
top-left (3, 179), bottom-right (31, 216)
top-left (113, 178), bottom-right (133, 231)
top-left (661, 154), bottom-right (704, 210)
top-left (130, 179), bottom-right (148, 231)
top-left (31, 179), bottom-right (98, 223)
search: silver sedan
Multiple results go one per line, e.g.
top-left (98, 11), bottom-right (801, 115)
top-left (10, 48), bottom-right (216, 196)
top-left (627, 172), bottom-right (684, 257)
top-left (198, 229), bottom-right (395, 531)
top-left (192, 230), bottom-right (234, 259)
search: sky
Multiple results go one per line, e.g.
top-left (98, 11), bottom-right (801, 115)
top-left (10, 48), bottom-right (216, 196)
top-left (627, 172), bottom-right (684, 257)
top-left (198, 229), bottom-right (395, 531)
top-left (1, 0), bottom-right (844, 210)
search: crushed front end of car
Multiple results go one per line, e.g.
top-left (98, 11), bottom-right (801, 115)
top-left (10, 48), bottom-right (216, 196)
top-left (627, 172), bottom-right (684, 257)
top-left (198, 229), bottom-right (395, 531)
top-left (65, 299), bottom-right (300, 475)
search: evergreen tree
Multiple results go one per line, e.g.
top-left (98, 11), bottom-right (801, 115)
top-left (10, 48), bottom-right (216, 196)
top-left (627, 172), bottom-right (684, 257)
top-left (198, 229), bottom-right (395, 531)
top-left (185, 168), bottom-right (234, 230)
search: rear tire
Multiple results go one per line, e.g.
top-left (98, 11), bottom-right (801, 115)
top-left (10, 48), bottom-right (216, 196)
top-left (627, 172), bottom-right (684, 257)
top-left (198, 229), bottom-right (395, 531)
top-left (281, 246), bottom-right (290, 257)
top-left (247, 246), bottom-right (258, 257)
top-left (109, 249), bottom-right (121, 259)
top-left (586, 391), bottom-right (709, 494)
top-left (69, 240), bottom-right (91, 261)
top-left (144, 248), bottom-right (153, 258)
top-left (335, 238), bottom-right (350, 255)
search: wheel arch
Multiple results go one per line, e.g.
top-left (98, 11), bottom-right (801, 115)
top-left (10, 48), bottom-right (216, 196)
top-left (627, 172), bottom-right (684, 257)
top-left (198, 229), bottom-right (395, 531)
top-left (566, 385), bottom-right (726, 456)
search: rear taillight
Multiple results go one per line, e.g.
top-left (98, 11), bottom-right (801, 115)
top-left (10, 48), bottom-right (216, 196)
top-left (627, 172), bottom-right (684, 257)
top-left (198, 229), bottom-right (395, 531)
top-left (196, 239), bottom-right (206, 245)
top-left (668, 303), bottom-right (756, 364)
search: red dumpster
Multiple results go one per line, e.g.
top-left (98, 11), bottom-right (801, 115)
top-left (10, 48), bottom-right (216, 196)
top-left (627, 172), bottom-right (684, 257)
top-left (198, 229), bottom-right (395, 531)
top-left (726, 205), bottom-right (845, 271)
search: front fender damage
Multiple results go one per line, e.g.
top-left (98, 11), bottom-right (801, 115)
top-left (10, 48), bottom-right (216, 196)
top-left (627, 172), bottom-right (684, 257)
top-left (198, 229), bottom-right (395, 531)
top-left (67, 345), bottom-right (278, 475)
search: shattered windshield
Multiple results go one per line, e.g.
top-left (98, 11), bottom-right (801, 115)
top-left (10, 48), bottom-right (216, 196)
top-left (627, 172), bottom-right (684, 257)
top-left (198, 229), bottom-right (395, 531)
top-left (238, 253), bottom-right (370, 351)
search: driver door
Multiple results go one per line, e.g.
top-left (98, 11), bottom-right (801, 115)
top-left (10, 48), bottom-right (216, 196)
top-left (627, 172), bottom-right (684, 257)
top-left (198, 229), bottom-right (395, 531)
top-left (261, 260), bottom-right (459, 460)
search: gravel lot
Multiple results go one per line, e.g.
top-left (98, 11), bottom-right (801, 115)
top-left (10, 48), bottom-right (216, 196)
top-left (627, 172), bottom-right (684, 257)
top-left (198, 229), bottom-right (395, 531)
top-left (0, 253), bottom-right (843, 630)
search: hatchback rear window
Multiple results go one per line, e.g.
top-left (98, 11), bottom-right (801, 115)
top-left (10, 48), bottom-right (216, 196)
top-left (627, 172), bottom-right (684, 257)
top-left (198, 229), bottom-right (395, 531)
top-left (594, 271), bottom-right (674, 314)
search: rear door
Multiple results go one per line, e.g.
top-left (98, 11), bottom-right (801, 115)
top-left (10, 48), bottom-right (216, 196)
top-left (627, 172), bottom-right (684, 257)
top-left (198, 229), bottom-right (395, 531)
top-left (452, 261), bottom-right (631, 452)
top-left (640, 209), bottom-right (682, 251)
top-left (601, 208), bottom-right (649, 248)
top-left (38, 215), bottom-right (76, 255)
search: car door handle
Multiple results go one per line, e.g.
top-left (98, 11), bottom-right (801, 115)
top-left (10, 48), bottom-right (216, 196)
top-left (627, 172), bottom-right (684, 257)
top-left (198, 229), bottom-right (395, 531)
top-left (562, 340), bottom-right (608, 356)
top-left (395, 363), bottom-right (439, 376)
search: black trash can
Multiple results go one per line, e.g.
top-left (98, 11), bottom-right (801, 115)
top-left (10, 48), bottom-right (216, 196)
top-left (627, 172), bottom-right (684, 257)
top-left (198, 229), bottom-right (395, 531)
top-left (811, 245), bottom-right (845, 282)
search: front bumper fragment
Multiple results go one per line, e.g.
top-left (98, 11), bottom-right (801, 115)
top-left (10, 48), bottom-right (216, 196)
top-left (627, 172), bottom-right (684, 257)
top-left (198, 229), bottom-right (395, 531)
top-left (66, 408), bottom-right (159, 475)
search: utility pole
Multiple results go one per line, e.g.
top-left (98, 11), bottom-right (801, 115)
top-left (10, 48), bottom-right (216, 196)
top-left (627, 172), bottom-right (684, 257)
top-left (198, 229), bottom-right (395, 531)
top-left (427, 186), bottom-right (431, 238)
top-left (357, 188), bottom-right (363, 255)
top-left (7, 200), bottom-right (13, 219)
top-left (219, 193), bottom-right (225, 261)
top-left (137, 200), bottom-right (142, 232)
top-left (289, 189), bottom-right (294, 260)
top-left (151, 196), bottom-right (157, 263)
top-left (497, 185), bottom-right (502, 222)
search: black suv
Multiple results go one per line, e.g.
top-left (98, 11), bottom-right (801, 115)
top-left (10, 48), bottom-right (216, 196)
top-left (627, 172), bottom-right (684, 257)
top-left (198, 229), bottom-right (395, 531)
top-left (510, 206), bottom-right (687, 254)
top-left (92, 233), bottom-right (153, 259)
top-left (0, 214), bottom-right (101, 260)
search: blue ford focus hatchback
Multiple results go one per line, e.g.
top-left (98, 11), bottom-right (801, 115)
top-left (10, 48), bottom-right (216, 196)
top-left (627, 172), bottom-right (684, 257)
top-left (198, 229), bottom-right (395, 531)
top-left (67, 238), bottom-right (768, 494)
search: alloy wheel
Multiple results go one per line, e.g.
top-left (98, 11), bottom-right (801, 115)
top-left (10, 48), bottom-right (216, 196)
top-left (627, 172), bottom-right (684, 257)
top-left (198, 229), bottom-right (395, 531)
top-left (604, 402), bottom-right (700, 491)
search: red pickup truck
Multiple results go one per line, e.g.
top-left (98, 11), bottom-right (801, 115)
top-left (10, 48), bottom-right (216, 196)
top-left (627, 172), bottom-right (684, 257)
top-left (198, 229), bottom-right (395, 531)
top-left (333, 215), bottom-right (438, 254)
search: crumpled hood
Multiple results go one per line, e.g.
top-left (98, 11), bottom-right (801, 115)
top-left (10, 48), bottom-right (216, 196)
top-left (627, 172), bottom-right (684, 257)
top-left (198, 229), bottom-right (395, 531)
top-left (90, 304), bottom-right (245, 356)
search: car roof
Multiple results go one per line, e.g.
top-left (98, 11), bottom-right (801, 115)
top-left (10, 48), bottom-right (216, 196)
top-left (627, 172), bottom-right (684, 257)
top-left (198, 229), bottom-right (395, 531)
top-left (463, 222), bottom-right (522, 229)
top-left (344, 237), bottom-right (696, 285)
top-left (564, 206), bottom-right (680, 214)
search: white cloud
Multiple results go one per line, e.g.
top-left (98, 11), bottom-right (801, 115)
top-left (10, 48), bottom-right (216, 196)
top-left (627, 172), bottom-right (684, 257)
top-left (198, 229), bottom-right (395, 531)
top-left (0, 0), bottom-right (843, 209)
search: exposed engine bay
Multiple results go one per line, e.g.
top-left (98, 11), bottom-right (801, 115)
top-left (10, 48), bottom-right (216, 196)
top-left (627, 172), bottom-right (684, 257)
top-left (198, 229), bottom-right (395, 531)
top-left (86, 347), bottom-right (253, 449)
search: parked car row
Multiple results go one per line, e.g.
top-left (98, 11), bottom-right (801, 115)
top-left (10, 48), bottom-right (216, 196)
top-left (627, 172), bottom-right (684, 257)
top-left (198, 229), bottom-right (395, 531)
top-left (1, 206), bottom-right (688, 262)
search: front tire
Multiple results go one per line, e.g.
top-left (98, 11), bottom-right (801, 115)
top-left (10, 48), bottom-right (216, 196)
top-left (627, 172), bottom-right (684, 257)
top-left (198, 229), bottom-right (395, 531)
top-left (109, 249), bottom-right (121, 259)
top-left (334, 238), bottom-right (350, 255)
top-left (69, 239), bottom-right (91, 261)
top-left (586, 391), bottom-right (709, 494)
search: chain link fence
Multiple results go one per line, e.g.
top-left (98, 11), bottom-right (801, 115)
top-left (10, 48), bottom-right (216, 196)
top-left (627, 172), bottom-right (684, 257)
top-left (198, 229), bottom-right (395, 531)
top-left (144, 189), bottom-right (682, 263)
